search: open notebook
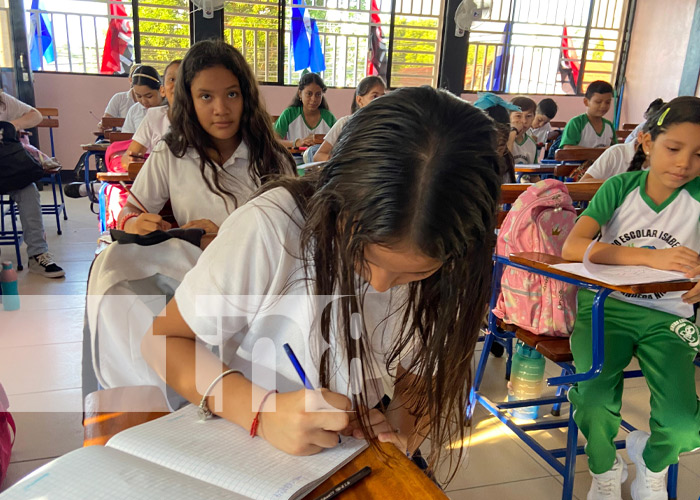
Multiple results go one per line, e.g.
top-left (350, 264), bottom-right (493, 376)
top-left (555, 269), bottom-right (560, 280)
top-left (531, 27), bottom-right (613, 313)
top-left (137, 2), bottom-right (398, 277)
top-left (0, 405), bottom-right (368, 500)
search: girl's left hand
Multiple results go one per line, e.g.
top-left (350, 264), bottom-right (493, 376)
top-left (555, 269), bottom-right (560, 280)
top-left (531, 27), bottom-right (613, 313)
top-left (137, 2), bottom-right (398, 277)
top-left (343, 407), bottom-right (410, 456)
top-left (300, 134), bottom-right (316, 147)
top-left (682, 264), bottom-right (700, 303)
top-left (181, 219), bottom-right (219, 234)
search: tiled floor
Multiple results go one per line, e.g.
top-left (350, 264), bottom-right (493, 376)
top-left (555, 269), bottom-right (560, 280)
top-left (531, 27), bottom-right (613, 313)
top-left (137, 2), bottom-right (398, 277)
top-left (1, 190), bottom-right (699, 499)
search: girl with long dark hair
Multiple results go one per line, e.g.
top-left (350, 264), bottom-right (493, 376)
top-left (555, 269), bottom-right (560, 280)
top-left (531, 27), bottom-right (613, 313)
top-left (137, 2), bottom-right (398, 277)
top-left (142, 86), bottom-right (501, 482)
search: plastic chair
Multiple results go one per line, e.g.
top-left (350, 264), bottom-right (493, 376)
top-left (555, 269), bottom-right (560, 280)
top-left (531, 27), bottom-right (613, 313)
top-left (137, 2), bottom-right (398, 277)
top-left (470, 254), bottom-right (681, 500)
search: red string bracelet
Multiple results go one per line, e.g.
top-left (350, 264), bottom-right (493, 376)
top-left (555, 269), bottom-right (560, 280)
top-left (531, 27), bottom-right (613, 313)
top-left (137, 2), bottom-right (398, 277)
top-left (250, 389), bottom-right (278, 438)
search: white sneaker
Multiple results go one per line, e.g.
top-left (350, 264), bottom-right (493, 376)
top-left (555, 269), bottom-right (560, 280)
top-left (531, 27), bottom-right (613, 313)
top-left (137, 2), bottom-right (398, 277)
top-left (587, 453), bottom-right (628, 500)
top-left (627, 431), bottom-right (668, 500)
top-left (28, 252), bottom-right (65, 279)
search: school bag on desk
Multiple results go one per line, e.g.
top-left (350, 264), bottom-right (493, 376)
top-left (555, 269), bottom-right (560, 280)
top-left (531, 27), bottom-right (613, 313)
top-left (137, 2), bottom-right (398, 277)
top-left (492, 179), bottom-right (577, 336)
top-left (0, 383), bottom-right (16, 488)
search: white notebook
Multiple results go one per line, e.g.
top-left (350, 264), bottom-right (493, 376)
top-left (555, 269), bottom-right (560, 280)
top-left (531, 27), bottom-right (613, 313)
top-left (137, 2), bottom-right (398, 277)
top-left (0, 405), bottom-right (368, 500)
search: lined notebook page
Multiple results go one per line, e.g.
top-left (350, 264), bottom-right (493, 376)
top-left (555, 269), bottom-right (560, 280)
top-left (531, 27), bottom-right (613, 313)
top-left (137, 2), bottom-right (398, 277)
top-left (0, 446), bottom-right (244, 500)
top-left (106, 405), bottom-right (368, 500)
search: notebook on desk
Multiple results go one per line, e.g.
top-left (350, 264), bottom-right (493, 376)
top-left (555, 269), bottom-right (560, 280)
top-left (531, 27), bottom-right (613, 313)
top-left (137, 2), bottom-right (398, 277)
top-left (0, 405), bottom-right (367, 500)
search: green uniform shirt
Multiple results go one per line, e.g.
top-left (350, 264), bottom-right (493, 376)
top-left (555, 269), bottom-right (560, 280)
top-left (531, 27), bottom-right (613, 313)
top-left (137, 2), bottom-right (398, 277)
top-left (560, 113), bottom-right (617, 148)
top-left (274, 107), bottom-right (336, 142)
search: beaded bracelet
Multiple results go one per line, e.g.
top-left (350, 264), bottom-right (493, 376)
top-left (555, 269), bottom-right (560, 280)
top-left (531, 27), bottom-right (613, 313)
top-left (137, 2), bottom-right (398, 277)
top-left (197, 369), bottom-right (242, 421)
top-left (250, 389), bottom-right (278, 438)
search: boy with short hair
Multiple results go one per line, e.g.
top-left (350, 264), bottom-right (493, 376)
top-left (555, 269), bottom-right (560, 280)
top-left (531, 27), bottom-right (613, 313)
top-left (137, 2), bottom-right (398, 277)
top-left (529, 98), bottom-right (558, 145)
top-left (509, 96), bottom-right (538, 165)
top-left (560, 80), bottom-right (617, 149)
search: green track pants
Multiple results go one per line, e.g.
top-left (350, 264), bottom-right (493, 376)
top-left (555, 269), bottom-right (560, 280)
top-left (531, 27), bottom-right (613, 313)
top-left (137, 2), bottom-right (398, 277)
top-left (568, 290), bottom-right (700, 474)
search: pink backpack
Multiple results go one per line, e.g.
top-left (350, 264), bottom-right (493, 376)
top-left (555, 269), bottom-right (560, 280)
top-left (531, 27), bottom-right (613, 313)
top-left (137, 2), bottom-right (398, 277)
top-left (0, 383), bottom-right (15, 488)
top-left (492, 179), bottom-right (577, 336)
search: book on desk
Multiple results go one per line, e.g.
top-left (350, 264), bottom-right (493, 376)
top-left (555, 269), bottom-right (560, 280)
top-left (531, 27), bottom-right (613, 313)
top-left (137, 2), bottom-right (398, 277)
top-left (0, 405), bottom-right (367, 500)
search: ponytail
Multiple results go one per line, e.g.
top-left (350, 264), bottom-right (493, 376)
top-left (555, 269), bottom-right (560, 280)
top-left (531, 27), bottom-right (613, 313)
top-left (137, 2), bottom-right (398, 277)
top-left (627, 144), bottom-right (647, 172)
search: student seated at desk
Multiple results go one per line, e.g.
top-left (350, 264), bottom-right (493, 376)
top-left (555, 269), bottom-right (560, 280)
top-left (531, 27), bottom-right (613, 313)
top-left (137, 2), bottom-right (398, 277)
top-left (274, 72), bottom-right (336, 151)
top-left (121, 59), bottom-right (181, 168)
top-left (624, 98), bottom-right (665, 144)
top-left (473, 92), bottom-right (517, 183)
top-left (508, 96), bottom-right (537, 165)
top-left (528, 97), bottom-right (559, 146)
top-left (117, 40), bottom-right (295, 236)
top-left (121, 65), bottom-right (166, 134)
top-left (0, 91), bottom-right (64, 277)
top-left (561, 96), bottom-right (700, 500)
top-left (560, 80), bottom-right (617, 149)
top-left (142, 87), bottom-right (501, 481)
top-left (99, 64), bottom-right (140, 130)
top-left (313, 75), bottom-right (386, 162)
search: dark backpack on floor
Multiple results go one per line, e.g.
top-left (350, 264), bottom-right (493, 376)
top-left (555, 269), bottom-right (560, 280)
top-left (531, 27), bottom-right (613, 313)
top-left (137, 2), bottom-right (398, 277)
top-left (0, 121), bottom-right (44, 194)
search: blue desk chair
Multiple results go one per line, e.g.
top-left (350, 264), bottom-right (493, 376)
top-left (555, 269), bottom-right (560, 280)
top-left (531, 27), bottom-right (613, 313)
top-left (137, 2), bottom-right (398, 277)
top-left (36, 107), bottom-right (67, 234)
top-left (0, 195), bottom-right (24, 270)
top-left (470, 252), bottom-right (688, 500)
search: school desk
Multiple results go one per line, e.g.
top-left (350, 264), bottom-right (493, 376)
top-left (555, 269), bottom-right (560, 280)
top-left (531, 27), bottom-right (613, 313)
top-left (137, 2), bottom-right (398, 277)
top-left (513, 163), bottom-right (556, 182)
top-left (83, 387), bottom-right (447, 499)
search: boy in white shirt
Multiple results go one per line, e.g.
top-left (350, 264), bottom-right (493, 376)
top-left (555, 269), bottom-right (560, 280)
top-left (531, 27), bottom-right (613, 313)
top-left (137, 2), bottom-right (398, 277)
top-left (508, 96), bottom-right (537, 165)
top-left (529, 98), bottom-right (558, 146)
top-left (560, 80), bottom-right (617, 149)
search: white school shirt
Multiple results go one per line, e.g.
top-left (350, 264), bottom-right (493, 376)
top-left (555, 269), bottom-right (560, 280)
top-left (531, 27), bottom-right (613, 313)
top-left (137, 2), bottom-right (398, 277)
top-left (128, 140), bottom-right (257, 228)
top-left (104, 90), bottom-right (136, 118)
top-left (175, 187), bottom-right (413, 406)
top-left (624, 121), bottom-right (645, 144)
top-left (323, 115), bottom-right (352, 147)
top-left (0, 93), bottom-right (33, 122)
top-left (560, 114), bottom-right (616, 148)
top-left (132, 105), bottom-right (170, 153)
top-left (582, 170), bottom-right (700, 317)
top-left (585, 141), bottom-right (642, 180)
top-left (511, 134), bottom-right (537, 164)
top-left (528, 122), bottom-right (552, 145)
top-left (122, 102), bottom-right (149, 134)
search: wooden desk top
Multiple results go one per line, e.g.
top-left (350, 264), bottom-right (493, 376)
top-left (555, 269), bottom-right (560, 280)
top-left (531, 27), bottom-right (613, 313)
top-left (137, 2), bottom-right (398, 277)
top-left (82, 143), bottom-right (109, 152)
top-left (97, 172), bottom-right (130, 182)
top-left (128, 161), bottom-right (144, 179)
top-left (500, 181), bottom-right (603, 204)
top-left (554, 147), bottom-right (606, 162)
top-left (509, 252), bottom-right (695, 295)
top-left (83, 386), bottom-right (446, 499)
top-left (306, 442), bottom-right (446, 499)
top-left (514, 164), bottom-right (556, 173)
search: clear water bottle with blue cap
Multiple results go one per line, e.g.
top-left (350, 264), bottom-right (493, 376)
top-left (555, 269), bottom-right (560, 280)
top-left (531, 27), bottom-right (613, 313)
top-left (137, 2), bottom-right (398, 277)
top-left (507, 340), bottom-right (545, 420)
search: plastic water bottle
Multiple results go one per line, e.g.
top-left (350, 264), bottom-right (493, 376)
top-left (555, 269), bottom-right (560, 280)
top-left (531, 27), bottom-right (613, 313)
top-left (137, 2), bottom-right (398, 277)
top-left (507, 340), bottom-right (545, 420)
top-left (0, 261), bottom-right (20, 311)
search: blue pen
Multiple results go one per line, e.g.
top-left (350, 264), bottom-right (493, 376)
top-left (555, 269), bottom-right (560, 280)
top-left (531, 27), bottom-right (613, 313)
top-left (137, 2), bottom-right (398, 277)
top-left (283, 343), bottom-right (315, 390)
top-left (283, 343), bottom-right (342, 443)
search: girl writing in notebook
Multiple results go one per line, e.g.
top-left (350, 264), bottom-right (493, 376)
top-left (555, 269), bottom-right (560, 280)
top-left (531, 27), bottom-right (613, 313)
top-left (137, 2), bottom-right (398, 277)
top-left (561, 96), bottom-right (700, 500)
top-left (120, 65), bottom-right (166, 134)
top-left (117, 40), bottom-right (295, 235)
top-left (142, 87), bottom-right (501, 480)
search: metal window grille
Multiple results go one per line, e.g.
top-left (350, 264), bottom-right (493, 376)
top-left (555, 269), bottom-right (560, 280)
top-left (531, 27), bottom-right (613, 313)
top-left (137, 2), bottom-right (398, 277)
top-left (224, 0), bottom-right (444, 87)
top-left (464, 0), bottom-right (628, 95)
top-left (24, 0), bottom-right (188, 75)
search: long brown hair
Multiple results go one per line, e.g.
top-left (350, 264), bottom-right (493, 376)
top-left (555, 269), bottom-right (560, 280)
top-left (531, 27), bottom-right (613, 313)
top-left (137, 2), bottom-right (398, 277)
top-left (259, 86), bottom-right (501, 482)
top-left (165, 40), bottom-right (296, 209)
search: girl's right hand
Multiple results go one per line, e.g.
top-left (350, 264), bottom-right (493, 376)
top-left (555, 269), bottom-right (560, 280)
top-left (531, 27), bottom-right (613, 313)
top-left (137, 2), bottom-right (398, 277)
top-left (128, 213), bottom-right (172, 235)
top-left (257, 388), bottom-right (351, 456)
top-left (300, 134), bottom-right (316, 147)
top-left (645, 246), bottom-right (700, 273)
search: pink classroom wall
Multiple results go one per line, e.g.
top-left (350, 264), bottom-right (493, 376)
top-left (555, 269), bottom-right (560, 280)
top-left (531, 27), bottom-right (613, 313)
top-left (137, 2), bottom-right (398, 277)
top-left (622, 0), bottom-right (696, 123)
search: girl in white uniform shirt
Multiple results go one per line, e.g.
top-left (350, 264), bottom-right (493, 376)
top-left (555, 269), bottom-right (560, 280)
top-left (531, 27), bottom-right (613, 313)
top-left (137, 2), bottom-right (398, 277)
top-left (142, 87), bottom-right (501, 481)
top-left (121, 65), bottom-right (166, 134)
top-left (120, 59), bottom-right (181, 168)
top-left (117, 40), bottom-right (295, 236)
top-left (313, 75), bottom-right (386, 162)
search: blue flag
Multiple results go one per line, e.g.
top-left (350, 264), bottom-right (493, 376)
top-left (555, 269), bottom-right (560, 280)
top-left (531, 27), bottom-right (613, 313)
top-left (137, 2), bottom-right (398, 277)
top-left (29, 0), bottom-right (55, 71)
top-left (291, 0), bottom-right (325, 73)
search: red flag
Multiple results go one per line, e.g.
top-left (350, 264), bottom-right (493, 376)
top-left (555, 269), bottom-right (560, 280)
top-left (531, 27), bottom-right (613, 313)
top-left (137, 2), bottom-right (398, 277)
top-left (100, 0), bottom-right (133, 74)
top-left (559, 26), bottom-right (580, 91)
top-left (367, 0), bottom-right (387, 79)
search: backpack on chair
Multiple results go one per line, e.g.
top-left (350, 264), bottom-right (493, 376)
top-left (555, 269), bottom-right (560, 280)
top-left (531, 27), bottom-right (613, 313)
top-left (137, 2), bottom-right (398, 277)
top-left (492, 179), bottom-right (578, 336)
top-left (0, 383), bottom-right (16, 488)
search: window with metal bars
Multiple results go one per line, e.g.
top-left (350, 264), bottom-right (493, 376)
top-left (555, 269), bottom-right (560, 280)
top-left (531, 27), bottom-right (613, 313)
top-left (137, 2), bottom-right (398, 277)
top-left (224, 0), bottom-right (444, 87)
top-left (23, 0), bottom-right (188, 75)
top-left (464, 0), bottom-right (629, 95)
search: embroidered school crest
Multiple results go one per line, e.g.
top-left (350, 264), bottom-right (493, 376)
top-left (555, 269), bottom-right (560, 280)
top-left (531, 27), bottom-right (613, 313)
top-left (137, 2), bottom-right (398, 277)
top-left (670, 319), bottom-right (700, 350)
